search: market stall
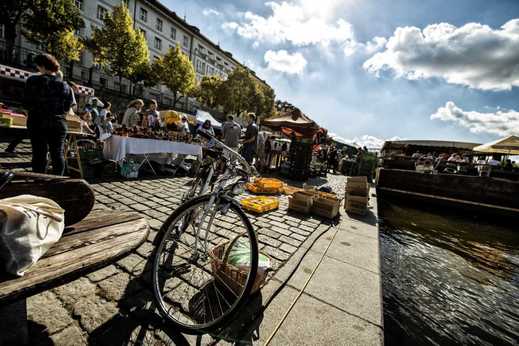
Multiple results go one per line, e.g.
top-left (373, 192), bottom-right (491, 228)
top-left (262, 103), bottom-right (320, 180)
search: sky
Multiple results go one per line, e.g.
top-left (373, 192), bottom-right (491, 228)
top-left (165, 0), bottom-right (519, 148)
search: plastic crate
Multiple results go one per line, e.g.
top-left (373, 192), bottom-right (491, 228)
top-left (240, 196), bottom-right (279, 213)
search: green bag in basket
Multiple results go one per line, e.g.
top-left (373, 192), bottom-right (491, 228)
top-left (227, 238), bottom-right (271, 269)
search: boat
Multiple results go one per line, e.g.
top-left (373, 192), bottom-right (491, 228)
top-left (376, 138), bottom-right (519, 219)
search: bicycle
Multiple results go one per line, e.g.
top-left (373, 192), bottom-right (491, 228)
top-left (152, 130), bottom-right (259, 335)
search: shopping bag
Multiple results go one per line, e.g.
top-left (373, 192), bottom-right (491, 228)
top-left (0, 195), bottom-right (65, 276)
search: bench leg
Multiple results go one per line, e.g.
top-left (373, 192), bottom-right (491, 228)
top-left (0, 299), bottom-right (28, 345)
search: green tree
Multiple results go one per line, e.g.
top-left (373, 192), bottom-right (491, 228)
top-left (155, 45), bottom-right (196, 107)
top-left (219, 67), bottom-right (257, 116)
top-left (0, 0), bottom-right (83, 63)
top-left (197, 75), bottom-right (224, 108)
top-left (23, 0), bottom-right (84, 62)
top-left (92, 4), bottom-right (148, 93)
top-left (254, 83), bottom-right (275, 118)
top-left (128, 61), bottom-right (160, 95)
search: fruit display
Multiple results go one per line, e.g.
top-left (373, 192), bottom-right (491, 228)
top-left (112, 126), bottom-right (199, 144)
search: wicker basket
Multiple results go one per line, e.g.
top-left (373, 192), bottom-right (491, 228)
top-left (208, 234), bottom-right (270, 295)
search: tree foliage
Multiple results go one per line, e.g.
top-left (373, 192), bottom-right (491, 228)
top-left (92, 4), bottom-right (148, 92)
top-left (216, 67), bottom-right (275, 119)
top-left (154, 45), bottom-right (196, 106)
top-left (196, 75), bottom-right (224, 108)
top-left (0, 0), bottom-right (83, 63)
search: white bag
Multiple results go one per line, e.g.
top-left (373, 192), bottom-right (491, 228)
top-left (0, 195), bottom-right (65, 276)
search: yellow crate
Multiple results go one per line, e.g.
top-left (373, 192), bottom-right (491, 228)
top-left (240, 196), bottom-right (279, 213)
top-left (255, 178), bottom-right (284, 190)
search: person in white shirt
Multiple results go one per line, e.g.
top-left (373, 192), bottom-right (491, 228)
top-left (146, 100), bottom-right (160, 129)
top-left (122, 99), bottom-right (143, 127)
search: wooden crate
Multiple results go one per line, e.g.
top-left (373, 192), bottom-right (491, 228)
top-left (288, 197), bottom-right (312, 214)
top-left (292, 190), bottom-right (315, 203)
top-left (346, 194), bottom-right (369, 204)
top-left (312, 198), bottom-right (340, 219)
top-left (346, 177), bottom-right (369, 196)
top-left (345, 199), bottom-right (367, 215)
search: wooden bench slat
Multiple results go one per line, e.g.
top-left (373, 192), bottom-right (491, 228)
top-left (0, 214), bottom-right (149, 304)
top-left (63, 210), bottom-right (143, 235)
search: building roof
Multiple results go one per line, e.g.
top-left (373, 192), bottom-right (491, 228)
top-left (382, 140), bottom-right (482, 152)
top-left (142, 0), bottom-right (270, 88)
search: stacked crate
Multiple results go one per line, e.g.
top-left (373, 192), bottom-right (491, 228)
top-left (312, 191), bottom-right (341, 219)
top-left (345, 176), bottom-right (369, 215)
top-left (288, 190), bottom-right (315, 214)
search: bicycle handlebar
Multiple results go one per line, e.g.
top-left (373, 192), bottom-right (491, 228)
top-left (196, 129), bottom-right (255, 177)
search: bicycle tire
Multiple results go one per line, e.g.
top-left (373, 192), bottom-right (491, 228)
top-left (152, 194), bottom-right (259, 334)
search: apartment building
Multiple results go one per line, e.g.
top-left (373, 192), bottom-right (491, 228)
top-left (2, 0), bottom-right (269, 109)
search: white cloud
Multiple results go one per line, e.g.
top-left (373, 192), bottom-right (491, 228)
top-left (431, 101), bottom-right (519, 136)
top-left (202, 8), bottom-right (221, 17)
top-left (264, 49), bottom-right (307, 74)
top-left (363, 19), bottom-right (519, 91)
top-left (338, 135), bottom-right (402, 148)
top-left (222, 0), bottom-right (383, 56)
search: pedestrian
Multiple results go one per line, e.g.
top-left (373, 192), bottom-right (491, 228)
top-left (146, 100), bottom-right (160, 129)
top-left (23, 53), bottom-right (73, 175)
top-left (222, 115), bottom-right (241, 151)
top-left (122, 99), bottom-right (143, 128)
top-left (241, 112), bottom-right (258, 164)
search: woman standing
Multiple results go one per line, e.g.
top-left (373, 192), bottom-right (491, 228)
top-left (122, 99), bottom-right (143, 128)
top-left (24, 54), bottom-right (73, 175)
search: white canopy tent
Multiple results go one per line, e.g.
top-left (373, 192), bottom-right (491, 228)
top-left (473, 135), bottom-right (519, 155)
top-left (195, 109), bottom-right (222, 130)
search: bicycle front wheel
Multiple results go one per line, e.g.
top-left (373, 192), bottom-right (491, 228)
top-left (152, 195), bottom-right (258, 334)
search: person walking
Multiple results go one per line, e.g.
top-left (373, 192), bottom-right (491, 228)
top-left (23, 54), bottom-right (74, 175)
top-left (122, 99), bottom-right (144, 128)
top-left (241, 113), bottom-right (258, 164)
top-left (222, 115), bottom-right (241, 151)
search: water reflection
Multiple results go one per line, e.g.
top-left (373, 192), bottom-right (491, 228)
top-left (379, 201), bottom-right (519, 345)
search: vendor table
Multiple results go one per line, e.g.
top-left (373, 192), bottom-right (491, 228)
top-left (102, 135), bottom-right (202, 175)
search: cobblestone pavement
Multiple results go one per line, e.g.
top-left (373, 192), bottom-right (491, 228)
top-left (1, 142), bottom-right (348, 345)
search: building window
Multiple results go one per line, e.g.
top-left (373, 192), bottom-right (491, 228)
top-left (75, 0), bottom-right (83, 10)
top-left (156, 18), bottom-right (163, 32)
top-left (139, 28), bottom-right (146, 40)
top-left (154, 37), bottom-right (162, 50)
top-left (140, 8), bottom-right (147, 22)
top-left (100, 77), bottom-right (107, 87)
top-left (168, 44), bottom-right (174, 50)
top-left (80, 70), bottom-right (87, 81)
top-left (170, 27), bottom-right (176, 40)
top-left (97, 5), bottom-right (108, 20)
top-left (183, 35), bottom-right (189, 47)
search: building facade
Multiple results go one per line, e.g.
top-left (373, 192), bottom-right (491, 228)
top-left (0, 0), bottom-right (269, 111)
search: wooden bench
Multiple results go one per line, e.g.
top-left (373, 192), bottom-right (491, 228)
top-left (0, 210), bottom-right (150, 344)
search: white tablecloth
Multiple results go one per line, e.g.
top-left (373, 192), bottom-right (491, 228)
top-left (103, 135), bottom-right (202, 161)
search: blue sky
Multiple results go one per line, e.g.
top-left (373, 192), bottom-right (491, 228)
top-left (166, 0), bottom-right (519, 147)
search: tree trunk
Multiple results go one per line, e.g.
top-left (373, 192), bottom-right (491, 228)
top-left (119, 75), bottom-right (123, 94)
top-left (172, 91), bottom-right (178, 107)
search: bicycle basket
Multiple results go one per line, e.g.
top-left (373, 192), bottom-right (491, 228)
top-left (208, 234), bottom-right (271, 295)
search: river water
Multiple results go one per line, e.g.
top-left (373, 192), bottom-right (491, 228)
top-left (378, 201), bottom-right (519, 345)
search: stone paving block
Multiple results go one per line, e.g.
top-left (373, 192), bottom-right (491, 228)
top-left (269, 220), bottom-right (289, 229)
top-left (263, 246), bottom-right (291, 261)
top-left (129, 203), bottom-right (149, 211)
top-left (279, 235), bottom-right (302, 247)
top-left (148, 219), bottom-right (163, 231)
top-left (304, 256), bottom-right (382, 326)
top-left (72, 297), bottom-right (119, 333)
top-left (258, 228), bottom-right (283, 239)
top-left (325, 231), bottom-right (380, 273)
top-left (266, 290), bottom-right (383, 346)
top-left (279, 243), bottom-right (298, 254)
top-left (87, 265), bottom-right (119, 283)
top-left (270, 226), bottom-right (291, 237)
top-left (258, 234), bottom-right (282, 248)
top-left (52, 277), bottom-right (97, 310)
top-left (27, 291), bottom-right (75, 335)
top-left (291, 227), bottom-right (311, 237)
top-left (136, 241), bottom-right (155, 258)
top-left (50, 322), bottom-right (87, 346)
top-left (298, 223), bottom-right (316, 233)
top-left (290, 233), bottom-right (306, 242)
top-left (117, 253), bottom-right (150, 277)
top-left (97, 272), bottom-right (143, 302)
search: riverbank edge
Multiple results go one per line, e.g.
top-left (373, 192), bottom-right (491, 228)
top-left (255, 187), bottom-right (384, 345)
